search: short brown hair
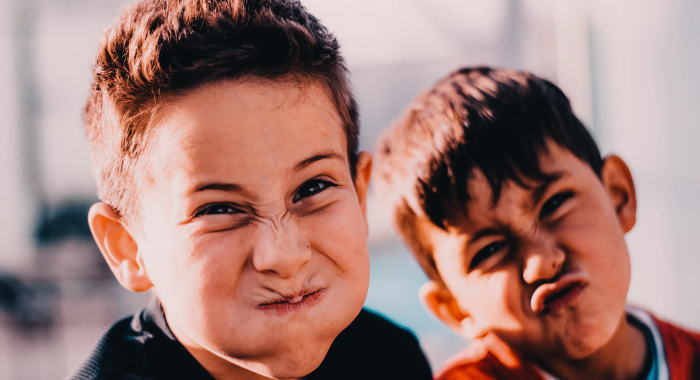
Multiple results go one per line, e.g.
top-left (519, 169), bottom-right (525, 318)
top-left (373, 67), bottom-right (602, 283)
top-left (84, 0), bottom-right (358, 223)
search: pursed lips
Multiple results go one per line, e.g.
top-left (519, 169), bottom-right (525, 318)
top-left (256, 285), bottom-right (327, 315)
top-left (530, 272), bottom-right (588, 314)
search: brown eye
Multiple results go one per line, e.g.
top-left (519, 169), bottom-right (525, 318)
top-left (293, 179), bottom-right (336, 203)
top-left (470, 240), bottom-right (507, 270)
top-left (539, 192), bottom-right (573, 219)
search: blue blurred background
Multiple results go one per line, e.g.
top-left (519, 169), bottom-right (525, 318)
top-left (0, 0), bottom-right (699, 378)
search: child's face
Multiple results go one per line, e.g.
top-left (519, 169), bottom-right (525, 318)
top-left (112, 80), bottom-right (370, 378)
top-left (421, 142), bottom-right (636, 362)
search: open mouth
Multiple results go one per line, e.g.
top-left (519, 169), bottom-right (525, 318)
top-left (530, 273), bottom-right (587, 314)
top-left (257, 287), bottom-right (326, 315)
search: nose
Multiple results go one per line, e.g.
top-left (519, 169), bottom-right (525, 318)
top-left (251, 217), bottom-right (312, 279)
top-left (521, 234), bottom-right (565, 284)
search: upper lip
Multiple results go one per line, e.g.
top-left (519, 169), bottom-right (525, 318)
top-left (530, 272), bottom-right (588, 313)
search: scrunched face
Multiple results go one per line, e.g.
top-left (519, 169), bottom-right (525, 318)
top-left (133, 79), bottom-right (371, 379)
top-left (421, 142), bottom-right (636, 367)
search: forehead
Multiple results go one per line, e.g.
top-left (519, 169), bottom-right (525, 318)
top-left (147, 79), bottom-right (347, 191)
top-left (445, 143), bottom-right (591, 230)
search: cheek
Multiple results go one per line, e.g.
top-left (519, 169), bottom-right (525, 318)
top-left (480, 271), bottom-right (525, 325)
top-left (447, 269), bottom-right (524, 329)
top-left (149, 229), bottom-right (251, 319)
top-left (559, 203), bottom-right (631, 287)
top-left (554, 204), bottom-right (630, 355)
top-left (300, 199), bottom-right (371, 311)
top-left (302, 200), bottom-right (369, 269)
top-left (162, 232), bottom-right (257, 347)
top-left (184, 231), bottom-right (251, 292)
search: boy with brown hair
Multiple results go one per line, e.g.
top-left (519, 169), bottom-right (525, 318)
top-left (70, 0), bottom-right (433, 379)
top-left (374, 67), bottom-right (700, 380)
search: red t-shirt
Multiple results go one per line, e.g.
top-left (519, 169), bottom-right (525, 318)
top-left (435, 312), bottom-right (700, 380)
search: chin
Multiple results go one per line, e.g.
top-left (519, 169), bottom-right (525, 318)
top-left (258, 344), bottom-right (329, 379)
top-left (561, 338), bottom-right (601, 360)
top-left (225, 348), bottom-right (327, 380)
top-left (561, 317), bottom-right (620, 360)
top-left (266, 364), bottom-right (321, 379)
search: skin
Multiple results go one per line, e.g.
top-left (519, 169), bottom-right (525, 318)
top-left (87, 79), bottom-right (372, 380)
top-left (420, 142), bottom-right (650, 380)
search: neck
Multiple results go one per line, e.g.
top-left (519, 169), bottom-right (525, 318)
top-left (536, 314), bottom-right (650, 380)
top-left (187, 347), bottom-right (289, 380)
top-left (162, 307), bottom-right (293, 380)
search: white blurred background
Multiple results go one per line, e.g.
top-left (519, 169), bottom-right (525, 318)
top-left (0, 0), bottom-right (699, 378)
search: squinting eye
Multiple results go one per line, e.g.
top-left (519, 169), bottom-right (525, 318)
top-left (293, 178), bottom-right (336, 203)
top-left (470, 240), bottom-right (507, 270)
top-left (194, 204), bottom-right (239, 218)
top-left (539, 192), bottom-right (574, 219)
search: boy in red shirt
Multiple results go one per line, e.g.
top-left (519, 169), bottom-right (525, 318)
top-left (374, 67), bottom-right (700, 380)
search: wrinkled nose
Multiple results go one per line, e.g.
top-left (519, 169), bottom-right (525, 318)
top-left (521, 235), bottom-right (565, 284)
top-left (252, 219), bottom-right (311, 279)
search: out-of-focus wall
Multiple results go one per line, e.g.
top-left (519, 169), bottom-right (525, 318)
top-left (0, 0), bottom-right (36, 271)
top-left (1, 0), bottom-right (130, 270)
top-left (588, 0), bottom-right (700, 328)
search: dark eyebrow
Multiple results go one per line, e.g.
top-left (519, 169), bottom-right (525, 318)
top-left (191, 182), bottom-right (244, 194)
top-left (293, 150), bottom-right (344, 173)
top-left (468, 227), bottom-right (504, 244)
top-left (531, 171), bottom-right (565, 205)
top-left (187, 151), bottom-right (344, 195)
top-left (466, 171), bottom-right (567, 244)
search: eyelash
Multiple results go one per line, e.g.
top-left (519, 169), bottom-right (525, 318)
top-left (539, 191), bottom-right (574, 219)
top-left (194, 204), bottom-right (239, 218)
top-left (193, 178), bottom-right (337, 218)
top-left (292, 178), bottom-right (337, 203)
top-left (470, 240), bottom-right (507, 270)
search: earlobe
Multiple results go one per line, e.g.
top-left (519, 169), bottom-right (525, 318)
top-left (419, 281), bottom-right (476, 338)
top-left (88, 203), bottom-right (153, 292)
top-left (354, 151), bottom-right (373, 235)
top-left (601, 155), bottom-right (637, 233)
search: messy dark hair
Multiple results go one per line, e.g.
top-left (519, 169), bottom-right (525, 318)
top-left (84, 0), bottom-right (359, 223)
top-left (374, 67), bottom-right (602, 282)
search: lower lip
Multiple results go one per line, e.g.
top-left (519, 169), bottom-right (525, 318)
top-left (256, 289), bottom-right (326, 315)
top-left (543, 285), bottom-right (584, 313)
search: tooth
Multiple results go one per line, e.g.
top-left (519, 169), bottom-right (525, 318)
top-left (288, 296), bottom-right (304, 304)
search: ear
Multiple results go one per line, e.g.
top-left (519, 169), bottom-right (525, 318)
top-left (419, 281), bottom-right (476, 338)
top-left (88, 203), bottom-right (153, 292)
top-left (601, 155), bottom-right (637, 233)
top-left (354, 151), bottom-right (373, 235)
